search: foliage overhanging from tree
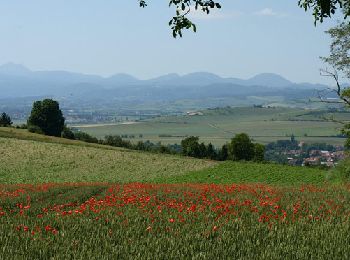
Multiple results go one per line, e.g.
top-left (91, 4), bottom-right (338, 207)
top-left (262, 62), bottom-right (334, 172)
top-left (322, 22), bottom-right (350, 78)
top-left (139, 0), bottom-right (349, 37)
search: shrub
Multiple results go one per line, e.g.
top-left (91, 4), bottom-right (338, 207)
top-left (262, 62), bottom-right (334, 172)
top-left (28, 125), bottom-right (44, 134)
top-left (61, 127), bottom-right (75, 140)
top-left (74, 132), bottom-right (99, 144)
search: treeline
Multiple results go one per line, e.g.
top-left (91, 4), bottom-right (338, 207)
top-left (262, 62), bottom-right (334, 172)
top-left (63, 129), bottom-right (183, 155)
top-left (180, 134), bottom-right (264, 162)
top-left (61, 129), bottom-right (265, 162)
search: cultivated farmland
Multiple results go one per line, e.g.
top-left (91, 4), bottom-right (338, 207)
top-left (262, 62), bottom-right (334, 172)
top-left (74, 107), bottom-right (349, 146)
top-left (0, 137), bottom-right (215, 184)
top-left (1, 183), bottom-right (349, 259)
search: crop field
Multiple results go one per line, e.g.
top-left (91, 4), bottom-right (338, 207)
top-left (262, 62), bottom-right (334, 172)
top-left (0, 137), bottom-right (215, 184)
top-left (74, 107), bottom-right (349, 146)
top-left (1, 182), bottom-right (350, 259)
top-left (155, 161), bottom-right (329, 185)
top-left (0, 129), bottom-right (348, 258)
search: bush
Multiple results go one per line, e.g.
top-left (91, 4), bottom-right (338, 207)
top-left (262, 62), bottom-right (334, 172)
top-left (74, 132), bottom-right (99, 144)
top-left (16, 124), bottom-right (27, 129)
top-left (328, 159), bottom-right (350, 182)
top-left (28, 125), bottom-right (44, 134)
top-left (104, 135), bottom-right (131, 148)
top-left (61, 127), bottom-right (75, 140)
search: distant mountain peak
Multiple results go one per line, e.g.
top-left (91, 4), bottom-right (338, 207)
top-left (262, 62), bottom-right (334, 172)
top-left (0, 62), bottom-right (32, 75)
top-left (248, 73), bottom-right (292, 88)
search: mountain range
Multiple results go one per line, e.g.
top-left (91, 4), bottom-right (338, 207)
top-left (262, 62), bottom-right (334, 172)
top-left (0, 62), bottom-right (330, 99)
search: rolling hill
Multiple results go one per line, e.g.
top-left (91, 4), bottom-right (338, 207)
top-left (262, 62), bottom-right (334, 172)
top-left (0, 127), bottom-right (329, 185)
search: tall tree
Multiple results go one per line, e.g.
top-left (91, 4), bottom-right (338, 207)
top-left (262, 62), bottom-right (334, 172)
top-left (320, 22), bottom-right (350, 146)
top-left (322, 22), bottom-right (350, 79)
top-left (27, 99), bottom-right (65, 137)
top-left (0, 112), bottom-right (12, 127)
top-left (181, 136), bottom-right (200, 157)
top-left (228, 133), bottom-right (255, 161)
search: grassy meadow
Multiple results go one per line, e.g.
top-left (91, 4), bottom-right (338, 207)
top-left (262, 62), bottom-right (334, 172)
top-left (74, 107), bottom-right (349, 146)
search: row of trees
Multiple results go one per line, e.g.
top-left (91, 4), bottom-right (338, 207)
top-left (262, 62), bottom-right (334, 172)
top-left (181, 134), bottom-right (265, 162)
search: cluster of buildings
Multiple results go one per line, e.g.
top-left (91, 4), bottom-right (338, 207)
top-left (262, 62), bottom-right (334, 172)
top-left (302, 150), bottom-right (346, 167)
top-left (284, 144), bottom-right (346, 167)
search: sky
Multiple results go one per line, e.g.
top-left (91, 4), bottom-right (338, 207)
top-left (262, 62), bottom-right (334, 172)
top-left (0, 0), bottom-right (344, 84)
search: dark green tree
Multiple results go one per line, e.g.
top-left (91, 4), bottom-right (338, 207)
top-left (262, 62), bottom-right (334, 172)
top-left (0, 112), bottom-right (12, 127)
top-left (27, 99), bottom-right (65, 137)
top-left (218, 144), bottom-right (229, 161)
top-left (253, 143), bottom-right (266, 162)
top-left (181, 136), bottom-right (200, 157)
top-left (228, 133), bottom-right (255, 161)
top-left (206, 143), bottom-right (217, 160)
top-left (198, 142), bottom-right (207, 158)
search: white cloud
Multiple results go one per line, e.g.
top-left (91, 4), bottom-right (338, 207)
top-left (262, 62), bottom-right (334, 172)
top-left (254, 8), bottom-right (281, 16)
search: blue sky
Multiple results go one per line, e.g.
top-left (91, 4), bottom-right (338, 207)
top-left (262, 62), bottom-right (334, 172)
top-left (0, 0), bottom-right (343, 83)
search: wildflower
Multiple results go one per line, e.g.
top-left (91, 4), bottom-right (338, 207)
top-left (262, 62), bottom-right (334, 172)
top-left (169, 218), bottom-right (175, 223)
top-left (45, 225), bottom-right (52, 232)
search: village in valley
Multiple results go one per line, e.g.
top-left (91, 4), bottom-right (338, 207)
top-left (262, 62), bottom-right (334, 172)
top-left (266, 138), bottom-right (346, 167)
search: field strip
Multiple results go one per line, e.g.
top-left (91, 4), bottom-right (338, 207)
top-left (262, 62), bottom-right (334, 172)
top-left (71, 122), bottom-right (140, 128)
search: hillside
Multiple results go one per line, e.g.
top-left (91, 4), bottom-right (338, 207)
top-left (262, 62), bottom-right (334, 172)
top-left (0, 128), bottom-right (329, 185)
top-left (0, 133), bottom-right (215, 184)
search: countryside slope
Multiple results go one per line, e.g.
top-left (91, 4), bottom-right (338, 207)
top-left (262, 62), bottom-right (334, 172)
top-left (0, 127), bottom-right (328, 185)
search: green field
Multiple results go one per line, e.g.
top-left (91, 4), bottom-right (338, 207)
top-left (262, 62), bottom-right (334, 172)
top-left (155, 161), bottom-right (329, 185)
top-left (74, 107), bottom-right (349, 146)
